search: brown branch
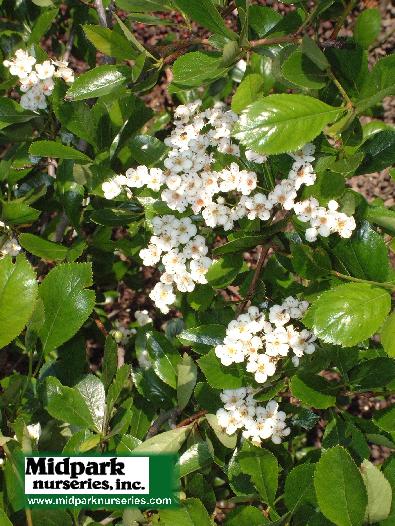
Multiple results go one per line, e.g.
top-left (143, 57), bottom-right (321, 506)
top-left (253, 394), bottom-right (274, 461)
top-left (146, 408), bottom-right (181, 438)
top-left (176, 410), bottom-right (207, 428)
top-left (236, 244), bottom-right (271, 315)
top-left (94, 314), bottom-right (109, 338)
top-left (94, 0), bottom-right (115, 64)
top-left (249, 35), bottom-right (301, 48)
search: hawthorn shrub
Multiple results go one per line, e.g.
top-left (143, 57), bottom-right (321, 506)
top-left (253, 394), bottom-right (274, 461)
top-left (0, 0), bottom-right (394, 525)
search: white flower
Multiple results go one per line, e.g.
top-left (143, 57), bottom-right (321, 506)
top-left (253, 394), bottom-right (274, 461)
top-left (4, 49), bottom-right (36, 79)
top-left (1, 238), bottom-right (21, 257)
top-left (102, 179), bottom-right (123, 199)
top-left (247, 354), bottom-right (276, 384)
top-left (266, 327), bottom-right (290, 357)
top-left (215, 340), bottom-right (245, 366)
top-left (244, 193), bottom-right (272, 221)
top-left (140, 244), bottom-right (162, 266)
top-left (190, 256), bottom-right (212, 284)
top-left (26, 422), bottom-right (41, 442)
top-left (147, 168), bottom-right (164, 191)
top-left (305, 227), bottom-right (318, 242)
top-left (149, 283), bottom-right (176, 314)
top-left (289, 163), bottom-right (316, 189)
top-left (35, 60), bottom-right (55, 80)
top-left (245, 149), bottom-right (267, 164)
top-left (135, 310), bottom-right (152, 326)
top-left (269, 305), bottom-right (291, 327)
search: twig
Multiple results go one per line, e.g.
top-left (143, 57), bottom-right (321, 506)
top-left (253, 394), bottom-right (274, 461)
top-left (331, 271), bottom-right (395, 291)
top-left (63, 29), bottom-right (75, 62)
top-left (330, 0), bottom-right (358, 39)
top-left (327, 68), bottom-right (353, 109)
top-left (94, 314), bottom-right (109, 337)
top-left (146, 408), bottom-right (181, 438)
top-left (249, 34), bottom-right (301, 48)
top-left (176, 410), bottom-right (207, 428)
top-left (94, 0), bottom-right (116, 64)
top-left (236, 245), bottom-right (271, 315)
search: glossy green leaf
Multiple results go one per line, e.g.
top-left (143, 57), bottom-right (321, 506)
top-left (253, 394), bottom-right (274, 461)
top-left (314, 446), bottom-right (368, 526)
top-left (198, 349), bottom-right (245, 389)
top-left (205, 413), bottom-right (237, 448)
top-left (177, 353), bottom-right (197, 411)
top-left (373, 406), bottom-right (395, 433)
top-left (284, 464), bottom-right (317, 511)
top-left (206, 254), bottom-right (244, 288)
top-left (233, 94), bottom-right (342, 155)
top-left (282, 51), bottom-right (327, 89)
top-left (147, 331), bottom-right (181, 389)
top-left (177, 324), bottom-right (226, 353)
top-left (381, 312), bottom-right (395, 357)
top-left (38, 263), bottom-right (96, 353)
top-left (172, 51), bottom-right (229, 88)
top-left (303, 283), bottom-right (391, 347)
top-left (224, 505), bottom-right (269, 525)
top-left (290, 372), bottom-right (337, 409)
top-left (31, 510), bottom-right (72, 526)
top-left (43, 376), bottom-right (96, 429)
top-left (231, 74), bottom-right (264, 113)
top-left (291, 243), bottom-right (331, 279)
top-left (301, 36), bottom-right (330, 71)
top-left (178, 442), bottom-right (212, 478)
top-left (356, 130), bottom-right (395, 175)
top-left (248, 5), bottom-right (281, 37)
top-left (107, 364), bottom-right (130, 409)
top-left (83, 25), bottom-right (137, 60)
top-left (0, 98), bottom-right (36, 130)
top-left (1, 201), bottom-right (40, 225)
top-left (0, 255), bottom-right (37, 349)
top-left (66, 66), bottom-right (128, 101)
top-left (116, 0), bottom-right (171, 11)
top-left (128, 134), bottom-right (168, 166)
top-left (29, 141), bottom-right (91, 163)
top-left (28, 8), bottom-right (58, 44)
top-left (354, 9), bottom-right (381, 49)
top-left (357, 55), bottom-right (395, 112)
top-left (133, 425), bottom-right (191, 453)
top-left (238, 442), bottom-right (278, 505)
top-left (360, 459), bottom-right (392, 523)
top-left (160, 498), bottom-right (212, 526)
top-left (364, 205), bottom-right (395, 234)
top-left (348, 357), bottom-right (395, 390)
top-left (19, 233), bottom-right (68, 262)
top-left (76, 374), bottom-right (106, 433)
top-left (172, 0), bottom-right (237, 40)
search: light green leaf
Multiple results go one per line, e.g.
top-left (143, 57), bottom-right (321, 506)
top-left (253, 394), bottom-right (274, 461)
top-left (360, 459), bottom-right (392, 524)
top-left (83, 25), bottom-right (138, 60)
top-left (205, 413), bottom-right (237, 449)
top-left (354, 9), bottom-right (381, 49)
top-left (147, 331), bottom-right (181, 389)
top-left (357, 55), bottom-right (395, 112)
top-left (160, 498), bottom-right (212, 526)
top-left (133, 425), bottom-right (191, 453)
top-left (303, 283), bottom-right (391, 347)
top-left (177, 325), bottom-right (226, 353)
top-left (172, 51), bottom-right (229, 88)
top-left (19, 233), bottom-right (68, 262)
top-left (177, 353), bottom-right (197, 411)
top-left (0, 509), bottom-right (13, 526)
top-left (206, 254), bottom-right (244, 288)
top-left (29, 141), bottom-right (91, 163)
top-left (290, 372), bottom-right (337, 409)
top-left (373, 406), bottom-right (395, 433)
top-left (1, 201), bottom-right (40, 225)
top-left (224, 505), bottom-right (270, 525)
top-left (31, 510), bottom-right (72, 526)
top-left (382, 455), bottom-right (395, 526)
top-left (66, 65), bottom-right (128, 101)
top-left (116, 0), bottom-right (171, 11)
top-left (178, 442), bottom-right (212, 478)
top-left (381, 312), bottom-right (395, 358)
top-left (198, 349), bottom-right (245, 389)
top-left (238, 442), bottom-right (278, 505)
top-left (301, 36), bottom-right (329, 71)
top-left (76, 374), bottom-right (106, 433)
top-left (0, 255), bottom-right (37, 349)
top-left (284, 464), bottom-right (317, 511)
top-left (28, 8), bottom-right (58, 45)
top-left (282, 51), bottom-right (327, 89)
top-left (231, 74), bottom-right (264, 113)
top-left (44, 376), bottom-right (96, 430)
top-left (116, 434), bottom-right (142, 453)
top-left (314, 446), bottom-right (368, 526)
top-left (233, 94), bottom-right (342, 155)
top-left (38, 263), bottom-right (96, 353)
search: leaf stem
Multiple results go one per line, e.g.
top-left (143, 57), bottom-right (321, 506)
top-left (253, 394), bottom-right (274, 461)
top-left (331, 271), bottom-right (395, 291)
top-left (326, 69), bottom-right (353, 109)
top-left (237, 244), bottom-right (271, 315)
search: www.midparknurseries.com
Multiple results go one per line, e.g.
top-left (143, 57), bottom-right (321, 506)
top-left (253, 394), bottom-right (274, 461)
top-left (22, 454), bottom-right (178, 509)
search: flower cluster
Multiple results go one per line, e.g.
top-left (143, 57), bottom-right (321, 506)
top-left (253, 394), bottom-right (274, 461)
top-left (140, 215), bottom-right (212, 313)
top-left (215, 297), bottom-right (315, 382)
top-left (3, 49), bottom-right (74, 111)
top-left (216, 389), bottom-right (290, 445)
top-left (0, 222), bottom-right (21, 258)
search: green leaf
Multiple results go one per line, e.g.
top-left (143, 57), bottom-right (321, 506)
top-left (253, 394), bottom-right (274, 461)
top-left (66, 66), bottom-right (128, 101)
top-left (172, 51), bottom-right (229, 88)
top-left (224, 505), bottom-right (269, 525)
top-left (198, 349), bottom-right (245, 389)
top-left (206, 254), bottom-right (244, 288)
top-left (381, 312), bottom-right (395, 358)
top-left (147, 331), bottom-right (181, 389)
top-left (19, 233), bottom-right (68, 262)
top-left (38, 263), bottom-right (96, 353)
top-left (348, 357), bottom-right (395, 390)
top-left (332, 222), bottom-right (389, 282)
top-left (83, 25), bottom-right (137, 60)
top-left (0, 255), bottom-right (37, 349)
top-left (133, 425), bottom-right (191, 453)
top-left (107, 364), bottom-right (130, 409)
top-left (31, 510), bottom-right (72, 526)
top-left (177, 324), bottom-right (226, 353)
top-left (354, 8), bottom-right (381, 49)
top-left (160, 498), bottom-right (212, 526)
top-left (231, 74), bottom-right (264, 113)
top-left (233, 94), bottom-right (342, 155)
top-left (284, 464), bottom-right (317, 511)
top-left (0, 509), bottom-right (13, 526)
top-left (282, 51), bottom-right (327, 89)
top-left (238, 442), bottom-right (278, 505)
top-left (43, 376), bottom-right (96, 429)
top-left (1, 201), bottom-right (40, 225)
top-left (291, 243), bottom-right (331, 279)
top-left (382, 455), bottom-right (395, 526)
top-left (128, 134), bottom-right (168, 166)
top-left (356, 130), bottom-right (395, 175)
top-left (29, 141), bottom-right (91, 163)
top-left (116, 0), bottom-right (171, 12)
top-left (116, 434), bottom-right (141, 453)
top-left (357, 55), bottom-right (395, 112)
top-left (0, 98), bottom-right (36, 130)
top-left (360, 459), bottom-right (392, 523)
top-left (205, 413), bottom-right (237, 449)
top-left (28, 8), bottom-right (58, 45)
top-left (53, 98), bottom-right (96, 147)
top-left (364, 205), bottom-right (395, 234)
top-left (102, 336), bottom-right (118, 389)
top-left (290, 372), bottom-right (337, 409)
top-left (248, 5), bottom-right (281, 38)
top-left (172, 0), bottom-right (237, 40)
top-left (76, 374), bottom-right (106, 433)
top-left (178, 442), bottom-right (212, 478)
top-left (314, 446), bottom-right (368, 526)
top-left (303, 283), bottom-right (391, 347)
top-left (373, 406), bottom-right (395, 433)
top-left (177, 353), bottom-right (197, 411)
top-left (301, 36), bottom-right (330, 71)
